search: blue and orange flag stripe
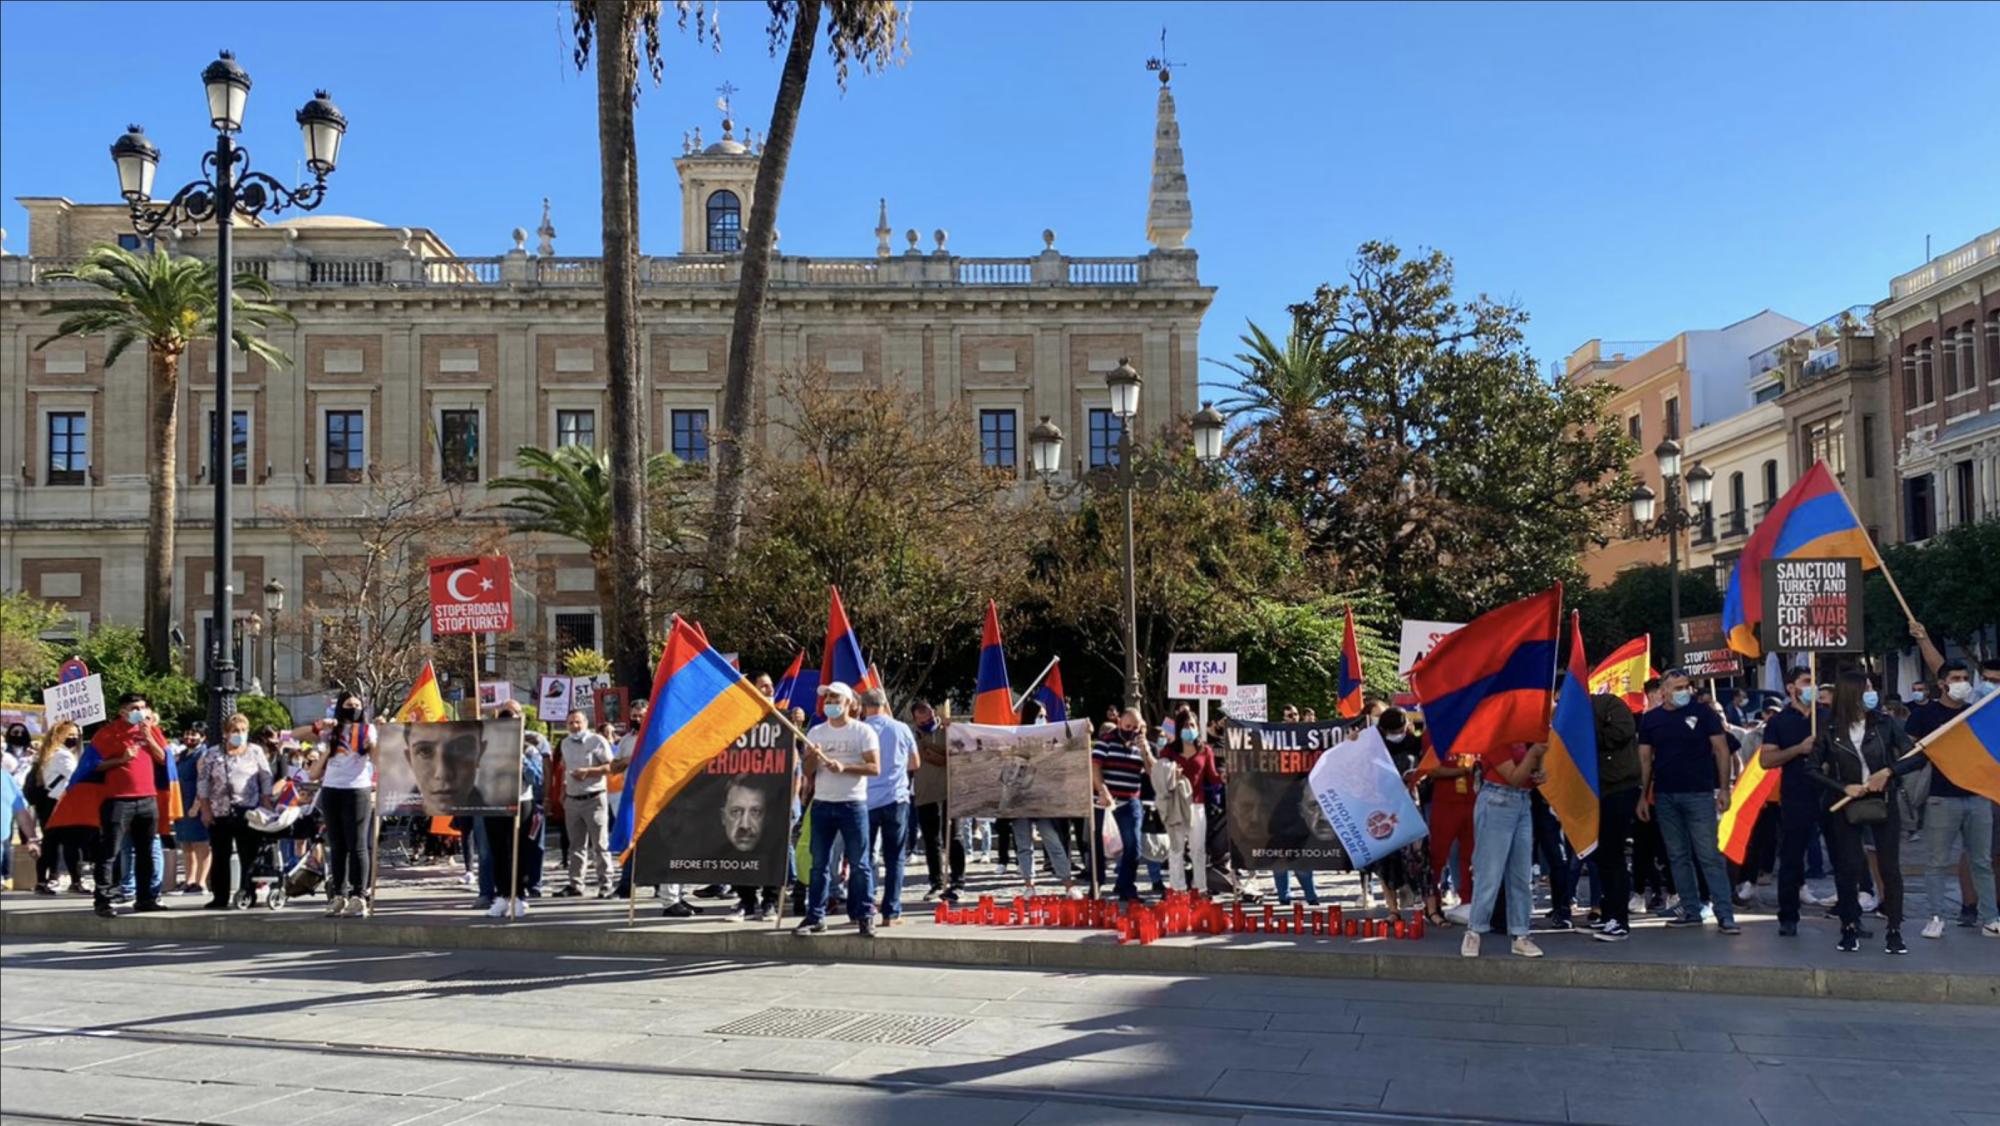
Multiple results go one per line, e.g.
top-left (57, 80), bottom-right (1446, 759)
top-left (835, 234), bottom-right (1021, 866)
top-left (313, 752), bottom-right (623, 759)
top-left (609, 616), bottom-right (772, 860)
top-left (1723, 460), bottom-right (1880, 658)
top-left (818, 586), bottom-right (879, 716)
top-left (1337, 606), bottom-right (1365, 720)
top-left (1542, 610), bottom-right (1600, 858)
top-left (1034, 659), bottom-right (1069, 723)
top-left (1918, 690), bottom-right (2000, 804)
top-left (973, 600), bottom-right (1015, 724)
top-left (1408, 586), bottom-right (1562, 761)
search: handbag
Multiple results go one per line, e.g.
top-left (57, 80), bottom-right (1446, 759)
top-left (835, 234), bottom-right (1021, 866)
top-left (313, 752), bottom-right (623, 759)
top-left (1843, 796), bottom-right (1889, 826)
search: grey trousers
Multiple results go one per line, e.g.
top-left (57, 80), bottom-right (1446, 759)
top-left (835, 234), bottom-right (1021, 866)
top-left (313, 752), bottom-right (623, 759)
top-left (565, 793), bottom-right (611, 889)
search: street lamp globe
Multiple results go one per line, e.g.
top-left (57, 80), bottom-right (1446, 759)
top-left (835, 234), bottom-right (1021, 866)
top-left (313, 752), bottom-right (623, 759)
top-left (109, 124), bottom-right (159, 202)
top-left (296, 89), bottom-right (348, 175)
top-left (1106, 357), bottom-right (1142, 420)
top-left (202, 50), bottom-right (252, 133)
top-left (263, 577), bottom-right (286, 615)
top-left (1685, 463), bottom-right (1715, 508)
top-left (1654, 438), bottom-right (1683, 481)
top-left (1190, 401), bottom-right (1226, 464)
top-left (1029, 416), bottom-right (1065, 480)
top-left (1629, 483), bottom-right (1657, 526)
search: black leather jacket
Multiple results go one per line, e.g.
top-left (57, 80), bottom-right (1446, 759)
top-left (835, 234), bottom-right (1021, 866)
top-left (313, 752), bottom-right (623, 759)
top-left (1809, 713), bottom-right (1913, 798)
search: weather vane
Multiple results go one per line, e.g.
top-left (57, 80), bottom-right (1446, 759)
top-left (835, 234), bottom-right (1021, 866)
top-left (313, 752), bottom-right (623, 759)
top-left (715, 80), bottom-right (739, 120)
top-left (1144, 26), bottom-right (1185, 83)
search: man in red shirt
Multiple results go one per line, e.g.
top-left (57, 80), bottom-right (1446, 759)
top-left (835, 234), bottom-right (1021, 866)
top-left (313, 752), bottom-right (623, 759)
top-left (90, 691), bottom-right (169, 918)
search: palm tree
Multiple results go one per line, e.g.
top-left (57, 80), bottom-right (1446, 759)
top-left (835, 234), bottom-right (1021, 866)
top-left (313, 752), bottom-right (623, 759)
top-left (35, 244), bottom-right (292, 670)
top-left (706, 0), bottom-right (905, 577)
top-left (491, 444), bottom-right (681, 660)
top-left (1209, 311), bottom-right (1351, 428)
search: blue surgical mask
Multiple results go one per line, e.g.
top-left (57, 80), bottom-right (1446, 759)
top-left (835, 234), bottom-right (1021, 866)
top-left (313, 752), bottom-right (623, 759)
top-left (228, 732), bottom-right (248, 748)
top-left (1975, 681), bottom-right (1999, 702)
top-left (1861, 690), bottom-right (1880, 710)
top-left (126, 709), bottom-right (147, 725)
top-left (824, 703), bottom-right (845, 721)
top-left (1155, 732), bottom-right (1171, 748)
top-left (1179, 727), bottom-right (1197, 744)
top-left (1670, 690), bottom-right (1692, 709)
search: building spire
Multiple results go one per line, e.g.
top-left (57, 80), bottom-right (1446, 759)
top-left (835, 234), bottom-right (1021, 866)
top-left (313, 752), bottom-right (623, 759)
top-left (875, 198), bottom-right (892, 258)
top-left (1145, 50), bottom-right (1192, 251)
top-left (536, 197), bottom-right (556, 256)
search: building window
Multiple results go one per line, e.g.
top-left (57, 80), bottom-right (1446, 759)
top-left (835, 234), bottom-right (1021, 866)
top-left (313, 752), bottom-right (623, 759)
top-left (1727, 472), bottom-right (1746, 535)
top-left (440, 409), bottom-right (480, 483)
top-left (706, 190), bottom-right (742, 253)
top-left (556, 409), bottom-right (596, 449)
top-left (1902, 346), bottom-right (1919, 407)
top-left (1942, 329), bottom-right (1960, 397)
top-left (1663, 396), bottom-right (1680, 440)
top-left (979, 409), bottom-right (1017, 470)
top-left (1987, 314), bottom-right (2000, 382)
top-left (207, 409), bottom-right (249, 485)
top-left (1905, 475), bottom-right (1934, 542)
top-left (1802, 415), bottom-right (1845, 478)
top-left (1956, 460), bottom-right (1976, 527)
top-left (46, 412), bottom-right (88, 485)
top-left (1919, 337), bottom-right (1935, 404)
top-left (1761, 459), bottom-right (1778, 510)
top-left (1752, 381), bottom-right (1784, 405)
top-left (670, 409), bottom-right (709, 464)
top-left (1860, 415), bottom-right (1876, 478)
top-left (554, 612), bottom-right (598, 654)
top-left (1627, 414), bottom-right (1642, 444)
top-left (1088, 408), bottom-right (1123, 471)
top-left (325, 410), bottom-right (365, 484)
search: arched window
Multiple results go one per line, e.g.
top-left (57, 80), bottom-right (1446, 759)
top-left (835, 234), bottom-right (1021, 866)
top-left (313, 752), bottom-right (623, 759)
top-left (706, 190), bottom-right (742, 252)
top-left (1729, 472), bottom-right (1746, 534)
top-left (1762, 459), bottom-right (1778, 508)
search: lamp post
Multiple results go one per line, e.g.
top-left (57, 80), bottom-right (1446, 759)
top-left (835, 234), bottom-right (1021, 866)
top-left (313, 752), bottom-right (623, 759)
top-left (263, 578), bottom-right (286, 698)
top-left (113, 52), bottom-right (345, 734)
top-left (1629, 438), bottom-right (1714, 667)
top-left (1027, 359), bottom-right (1226, 706)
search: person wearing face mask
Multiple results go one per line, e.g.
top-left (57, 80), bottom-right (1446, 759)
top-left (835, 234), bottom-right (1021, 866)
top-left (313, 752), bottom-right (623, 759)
top-left (1759, 666), bottom-right (1829, 938)
top-left (1813, 672), bottom-right (1913, 954)
top-left (27, 722), bottom-right (87, 894)
top-left (3, 723), bottom-right (32, 783)
top-left (1893, 660), bottom-right (1999, 940)
top-left (88, 692), bottom-right (170, 918)
top-left (1635, 671), bottom-right (1741, 935)
top-left (172, 723), bottom-right (211, 895)
top-left (306, 693), bottom-right (378, 918)
top-left (910, 700), bottom-right (964, 904)
top-left (1371, 709), bottom-right (1438, 922)
top-left (795, 682), bottom-right (881, 937)
top-left (1158, 706), bottom-right (1220, 894)
top-left (1091, 706), bottom-right (1156, 904)
top-left (197, 714), bottom-right (273, 910)
top-left (556, 709), bottom-right (615, 898)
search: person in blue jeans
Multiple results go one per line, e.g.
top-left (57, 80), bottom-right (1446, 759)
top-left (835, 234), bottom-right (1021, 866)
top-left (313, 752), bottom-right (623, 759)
top-left (1274, 869), bottom-right (1319, 905)
top-left (118, 832), bottom-right (166, 902)
top-left (1637, 670), bottom-right (1741, 935)
top-left (860, 688), bottom-right (918, 922)
top-left (796, 682), bottom-right (881, 937)
top-left (1091, 707), bottom-right (1154, 903)
top-left (1461, 741), bottom-right (1547, 958)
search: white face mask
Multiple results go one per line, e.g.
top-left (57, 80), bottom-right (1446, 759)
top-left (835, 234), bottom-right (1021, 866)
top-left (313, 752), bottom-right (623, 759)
top-left (824, 703), bottom-right (845, 721)
top-left (1975, 681), bottom-right (1999, 702)
top-left (1948, 681), bottom-right (1975, 703)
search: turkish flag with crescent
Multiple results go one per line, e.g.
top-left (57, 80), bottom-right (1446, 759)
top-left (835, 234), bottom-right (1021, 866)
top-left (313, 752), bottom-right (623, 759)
top-left (428, 556), bottom-right (515, 635)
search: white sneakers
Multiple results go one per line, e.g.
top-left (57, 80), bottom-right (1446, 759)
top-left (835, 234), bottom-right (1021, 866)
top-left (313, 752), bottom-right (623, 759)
top-left (1510, 937), bottom-right (1545, 958)
top-left (1460, 931), bottom-right (1543, 958)
top-left (486, 898), bottom-right (509, 918)
top-left (1460, 931), bottom-right (1480, 958)
top-left (1627, 894), bottom-right (1648, 915)
top-left (342, 897), bottom-right (368, 918)
top-left (324, 895), bottom-right (347, 917)
top-left (512, 898), bottom-right (528, 919)
top-left (1983, 921), bottom-right (2000, 938)
top-left (1923, 916), bottom-right (1946, 939)
top-left (1735, 881), bottom-right (1756, 901)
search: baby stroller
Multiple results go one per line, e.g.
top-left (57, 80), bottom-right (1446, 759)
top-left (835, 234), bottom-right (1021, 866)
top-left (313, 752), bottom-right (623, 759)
top-left (243, 802), bottom-right (314, 909)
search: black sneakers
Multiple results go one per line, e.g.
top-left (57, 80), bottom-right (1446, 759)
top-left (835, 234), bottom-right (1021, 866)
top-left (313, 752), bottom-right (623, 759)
top-left (1837, 926), bottom-right (1860, 953)
top-left (858, 917), bottom-right (877, 938)
top-left (1885, 929), bottom-right (1908, 955)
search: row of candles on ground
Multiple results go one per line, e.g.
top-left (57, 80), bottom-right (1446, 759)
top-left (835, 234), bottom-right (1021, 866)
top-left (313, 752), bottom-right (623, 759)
top-left (931, 891), bottom-right (1428, 945)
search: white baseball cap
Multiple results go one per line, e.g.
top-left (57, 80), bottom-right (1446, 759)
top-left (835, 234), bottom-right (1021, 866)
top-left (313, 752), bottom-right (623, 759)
top-left (818, 681), bottom-right (855, 702)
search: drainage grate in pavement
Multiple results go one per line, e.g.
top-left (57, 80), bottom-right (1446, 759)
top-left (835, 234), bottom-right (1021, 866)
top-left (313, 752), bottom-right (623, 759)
top-left (707, 1007), bottom-right (969, 1047)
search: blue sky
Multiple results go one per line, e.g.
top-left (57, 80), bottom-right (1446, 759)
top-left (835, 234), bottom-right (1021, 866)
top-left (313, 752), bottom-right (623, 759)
top-left (4, 1), bottom-right (1995, 392)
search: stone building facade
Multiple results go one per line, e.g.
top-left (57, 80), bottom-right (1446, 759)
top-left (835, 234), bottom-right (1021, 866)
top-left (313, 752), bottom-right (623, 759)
top-left (0, 78), bottom-right (1214, 715)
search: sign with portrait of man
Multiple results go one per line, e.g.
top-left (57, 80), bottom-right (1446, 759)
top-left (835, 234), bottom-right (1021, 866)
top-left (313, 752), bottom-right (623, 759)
top-left (1221, 717), bottom-right (1355, 870)
top-left (946, 719), bottom-right (1092, 821)
top-left (632, 720), bottom-right (794, 886)
top-left (375, 718), bottom-right (526, 817)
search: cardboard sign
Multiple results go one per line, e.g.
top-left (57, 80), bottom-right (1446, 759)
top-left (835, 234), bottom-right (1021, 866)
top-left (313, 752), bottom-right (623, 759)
top-left (477, 681), bottom-right (513, 710)
top-left (1398, 620), bottom-right (1465, 674)
top-left (1762, 557), bottom-right (1863, 653)
top-left (1167, 652), bottom-right (1237, 699)
top-left (1221, 717), bottom-right (1355, 870)
top-left (538, 675), bottom-right (574, 719)
top-left (1675, 614), bottom-right (1744, 678)
top-left (594, 686), bottom-right (631, 728)
top-left (1224, 684), bottom-right (1268, 721)
top-left (428, 556), bottom-right (514, 635)
top-left (42, 673), bottom-right (107, 727)
top-left (632, 720), bottom-right (793, 886)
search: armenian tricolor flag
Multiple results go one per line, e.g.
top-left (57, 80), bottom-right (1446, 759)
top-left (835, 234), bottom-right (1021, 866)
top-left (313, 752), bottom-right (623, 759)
top-left (1588, 636), bottom-right (1653, 714)
top-left (973, 600), bottom-right (1015, 724)
top-left (773, 650), bottom-right (820, 716)
top-left (1542, 611), bottom-right (1600, 857)
top-left (1034, 659), bottom-right (1069, 723)
top-left (1914, 690), bottom-right (2000, 803)
top-left (1723, 460), bottom-right (1880, 658)
top-left (1409, 586), bottom-right (1562, 760)
top-left (1337, 606), bottom-right (1365, 720)
top-left (396, 660), bottom-right (451, 722)
top-left (818, 586), bottom-right (880, 716)
top-left (609, 616), bottom-right (772, 860)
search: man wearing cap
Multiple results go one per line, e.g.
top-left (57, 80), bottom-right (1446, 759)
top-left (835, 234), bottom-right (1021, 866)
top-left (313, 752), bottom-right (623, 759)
top-left (796, 682), bottom-right (882, 937)
top-left (860, 687), bottom-right (920, 925)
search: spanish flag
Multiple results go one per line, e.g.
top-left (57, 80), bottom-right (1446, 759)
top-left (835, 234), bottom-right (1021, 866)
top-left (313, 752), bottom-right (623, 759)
top-left (1915, 690), bottom-right (2000, 803)
top-left (609, 616), bottom-right (770, 861)
top-left (1588, 636), bottom-right (1652, 714)
top-left (1718, 753), bottom-right (1781, 865)
top-left (396, 660), bottom-right (451, 722)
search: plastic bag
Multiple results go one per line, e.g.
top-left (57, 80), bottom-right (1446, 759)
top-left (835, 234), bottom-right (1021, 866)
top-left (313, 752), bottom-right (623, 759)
top-left (1100, 811), bottom-right (1124, 861)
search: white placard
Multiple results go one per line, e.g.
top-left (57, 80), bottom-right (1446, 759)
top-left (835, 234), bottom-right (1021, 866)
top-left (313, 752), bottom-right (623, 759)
top-left (477, 681), bottom-right (513, 709)
top-left (1167, 652), bottom-right (1237, 699)
top-left (1223, 683), bottom-right (1267, 721)
top-left (538, 675), bottom-right (574, 718)
top-left (1397, 620), bottom-right (1465, 674)
top-left (43, 674), bottom-right (106, 726)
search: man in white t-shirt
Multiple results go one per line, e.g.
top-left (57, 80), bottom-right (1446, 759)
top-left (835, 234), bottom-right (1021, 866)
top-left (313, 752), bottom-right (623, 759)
top-left (556, 710), bottom-right (615, 897)
top-left (796, 682), bottom-right (882, 937)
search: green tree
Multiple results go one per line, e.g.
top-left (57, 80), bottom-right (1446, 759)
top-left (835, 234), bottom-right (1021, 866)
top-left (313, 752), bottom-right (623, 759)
top-left (233, 693), bottom-right (294, 733)
top-left (73, 625), bottom-right (203, 729)
top-left (1209, 310), bottom-right (1355, 437)
top-left (1, 591), bottom-right (66, 704)
top-left (706, 0), bottom-right (907, 578)
top-left (1235, 242), bottom-right (1636, 622)
top-left (35, 244), bottom-right (293, 670)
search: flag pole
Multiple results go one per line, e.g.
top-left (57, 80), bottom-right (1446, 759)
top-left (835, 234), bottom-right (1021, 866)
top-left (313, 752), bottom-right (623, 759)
top-left (1829, 685), bottom-right (1995, 811)
top-left (1010, 657), bottom-right (1061, 716)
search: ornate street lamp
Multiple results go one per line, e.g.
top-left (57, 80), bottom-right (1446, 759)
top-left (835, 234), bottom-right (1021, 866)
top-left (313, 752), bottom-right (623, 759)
top-left (1629, 438), bottom-right (1714, 668)
top-left (1190, 401), bottom-right (1226, 465)
top-left (114, 52), bottom-right (346, 734)
top-left (263, 578), bottom-right (286, 695)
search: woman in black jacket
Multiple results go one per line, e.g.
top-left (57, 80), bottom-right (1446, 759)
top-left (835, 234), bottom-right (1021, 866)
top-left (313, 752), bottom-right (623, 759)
top-left (1811, 671), bottom-right (1913, 955)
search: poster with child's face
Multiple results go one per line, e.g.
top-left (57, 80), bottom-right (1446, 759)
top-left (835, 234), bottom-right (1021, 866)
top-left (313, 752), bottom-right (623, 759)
top-left (376, 718), bottom-right (525, 816)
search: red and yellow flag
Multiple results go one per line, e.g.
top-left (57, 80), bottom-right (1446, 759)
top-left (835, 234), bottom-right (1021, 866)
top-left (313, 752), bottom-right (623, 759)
top-left (396, 661), bottom-right (450, 722)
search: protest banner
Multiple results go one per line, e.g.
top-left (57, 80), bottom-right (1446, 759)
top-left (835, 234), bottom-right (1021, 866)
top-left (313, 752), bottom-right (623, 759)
top-left (1674, 614), bottom-right (1744, 678)
top-left (1166, 653), bottom-right (1236, 700)
top-left (42, 674), bottom-right (105, 727)
top-left (375, 718), bottom-right (526, 816)
top-left (477, 680), bottom-right (513, 710)
top-left (427, 556), bottom-right (514, 635)
top-left (1397, 620), bottom-right (1465, 673)
top-left (594, 686), bottom-right (631, 728)
top-left (633, 719), bottom-right (793, 886)
top-left (0, 704), bottom-right (48, 736)
top-left (1761, 557), bottom-right (1863, 652)
top-left (1306, 726), bottom-right (1429, 869)
top-left (946, 719), bottom-right (1092, 820)
top-left (1221, 717), bottom-right (1355, 869)
top-left (538, 675), bottom-right (574, 719)
top-left (1224, 684), bottom-right (1267, 721)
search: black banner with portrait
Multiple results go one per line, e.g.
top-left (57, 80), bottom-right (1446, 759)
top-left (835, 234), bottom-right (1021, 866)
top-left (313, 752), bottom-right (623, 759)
top-left (632, 720), bottom-right (793, 886)
top-left (1221, 718), bottom-right (1355, 870)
